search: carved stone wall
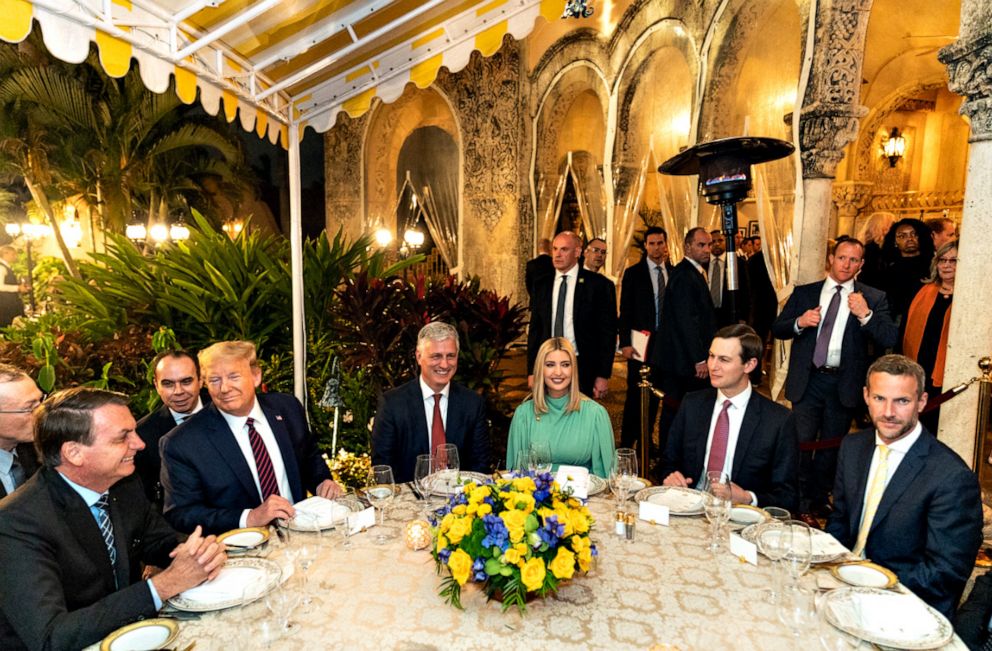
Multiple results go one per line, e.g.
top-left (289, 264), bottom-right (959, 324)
top-left (940, 31), bottom-right (992, 142)
top-left (324, 112), bottom-right (368, 241)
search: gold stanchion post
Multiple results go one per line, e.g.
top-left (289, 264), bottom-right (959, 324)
top-left (638, 365), bottom-right (665, 476)
top-left (973, 356), bottom-right (992, 471)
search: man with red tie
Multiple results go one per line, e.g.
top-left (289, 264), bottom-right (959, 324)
top-left (659, 325), bottom-right (799, 512)
top-left (372, 322), bottom-right (490, 483)
top-left (160, 340), bottom-right (341, 534)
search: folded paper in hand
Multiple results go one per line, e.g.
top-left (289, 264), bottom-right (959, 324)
top-left (555, 465), bottom-right (589, 499)
top-left (630, 330), bottom-right (650, 361)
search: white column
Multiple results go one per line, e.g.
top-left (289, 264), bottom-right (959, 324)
top-left (288, 122), bottom-right (306, 405)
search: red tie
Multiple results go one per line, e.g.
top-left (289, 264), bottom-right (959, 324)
top-left (432, 393), bottom-right (446, 449)
top-left (247, 417), bottom-right (280, 501)
top-left (706, 400), bottom-right (732, 473)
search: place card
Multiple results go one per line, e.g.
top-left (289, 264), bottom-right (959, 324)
top-left (555, 465), bottom-right (589, 499)
top-left (730, 532), bottom-right (758, 565)
top-left (638, 500), bottom-right (670, 526)
top-left (347, 507), bottom-right (376, 535)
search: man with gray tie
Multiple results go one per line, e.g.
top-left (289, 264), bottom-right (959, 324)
top-left (773, 238), bottom-right (897, 517)
top-left (618, 227), bottom-right (673, 449)
top-left (527, 231), bottom-right (617, 399)
top-left (709, 229), bottom-right (750, 327)
top-left (0, 364), bottom-right (42, 499)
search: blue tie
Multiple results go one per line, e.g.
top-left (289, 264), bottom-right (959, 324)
top-left (94, 493), bottom-right (118, 574)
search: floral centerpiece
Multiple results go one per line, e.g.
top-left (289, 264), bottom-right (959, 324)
top-left (326, 449), bottom-right (372, 490)
top-left (431, 471), bottom-right (597, 612)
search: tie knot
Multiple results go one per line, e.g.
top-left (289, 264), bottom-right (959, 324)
top-left (434, 393), bottom-right (442, 402)
top-left (246, 417), bottom-right (255, 428)
top-left (834, 285), bottom-right (844, 294)
top-left (721, 399), bottom-right (732, 410)
top-left (877, 444), bottom-right (890, 459)
top-left (95, 493), bottom-right (110, 510)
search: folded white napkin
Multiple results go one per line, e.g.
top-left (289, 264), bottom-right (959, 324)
top-left (293, 496), bottom-right (352, 528)
top-left (178, 566), bottom-right (265, 603)
top-left (810, 530), bottom-right (849, 557)
top-left (649, 488), bottom-right (703, 512)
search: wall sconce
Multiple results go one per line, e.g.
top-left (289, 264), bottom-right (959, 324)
top-left (221, 219), bottom-right (244, 238)
top-left (374, 228), bottom-right (393, 248)
top-left (125, 223), bottom-right (147, 241)
top-left (562, 0), bottom-right (593, 18)
top-left (882, 127), bottom-right (906, 167)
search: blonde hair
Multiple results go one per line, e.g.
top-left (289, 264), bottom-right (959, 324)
top-left (531, 337), bottom-right (582, 415)
top-left (198, 340), bottom-right (260, 373)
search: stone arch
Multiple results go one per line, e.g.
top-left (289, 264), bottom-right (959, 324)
top-left (362, 85), bottom-right (463, 239)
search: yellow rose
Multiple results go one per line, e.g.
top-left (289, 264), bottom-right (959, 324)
top-left (520, 557), bottom-right (546, 592)
top-left (504, 547), bottom-right (522, 565)
top-left (514, 542), bottom-right (529, 556)
top-left (446, 517), bottom-right (473, 544)
top-left (466, 503), bottom-right (478, 516)
top-left (549, 546), bottom-right (576, 580)
top-left (447, 549), bottom-right (473, 586)
top-left (452, 504), bottom-right (467, 515)
top-left (570, 535), bottom-right (589, 553)
top-left (440, 513), bottom-right (455, 532)
top-left (567, 509), bottom-right (590, 534)
top-left (436, 534), bottom-right (449, 552)
top-left (511, 476), bottom-right (537, 492)
top-left (476, 503), bottom-right (492, 516)
top-left (470, 486), bottom-right (489, 504)
top-left (500, 509), bottom-right (528, 543)
top-left (577, 547), bottom-right (592, 572)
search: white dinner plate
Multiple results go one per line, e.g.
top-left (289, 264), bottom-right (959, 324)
top-left (100, 619), bottom-right (178, 651)
top-left (423, 470), bottom-right (491, 496)
top-left (831, 562), bottom-right (898, 589)
top-left (217, 527), bottom-right (269, 549)
top-left (167, 557), bottom-right (281, 612)
top-left (729, 505), bottom-right (769, 525)
top-left (289, 495), bottom-right (363, 530)
top-left (587, 474), bottom-right (607, 497)
top-left (635, 486), bottom-right (705, 515)
top-left (740, 523), bottom-right (849, 563)
top-left (823, 587), bottom-right (953, 649)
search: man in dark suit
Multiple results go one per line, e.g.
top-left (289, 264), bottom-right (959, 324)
top-left (0, 246), bottom-right (24, 326)
top-left (709, 230), bottom-right (751, 328)
top-left (528, 231), bottom-right (617, 399)
top-left (161, 340), bottom-right (341, 535)
top-left (660, 325), bottom-right (798, 512)
top-left (0, 364), bottom-right (42, 498)
top-left (827, 355), bottom-right (981, 618)
top-left (618, 227), bottom-right (673, 449)
top-left (772, 238), bottom-right (898, 516)
top-left (657, 227), bottom-right (718, 400)
top-left (372, 322), bottom-right (489, 483)
top-left (135, 350), bottom-right (209, 510)
top-left (525, 238), bottom-right (553, 298)
top-left (747, 237), bottom-right (777, 344)
top-left (0, 388), bottom-right (225, 651)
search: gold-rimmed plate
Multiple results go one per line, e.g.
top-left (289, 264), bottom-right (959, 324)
top-left (823, 587), bottom-right (953, 649)
top-left (167, 557), bottom-right (281, 612)
top-left (729, 504), bottom-right (770, 525)
top-left (635, 486), bottom-right (704, 515)
top-left (217, 527), bottom-right (270, 549)
top-left (100, 618), bottom-right (178, 651)
top-left (830, 561), bottom-right (898, 589)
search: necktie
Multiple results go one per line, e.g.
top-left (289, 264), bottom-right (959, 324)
top-left (553, 275), bottom-right (568, 337)
top-left (94, 493), bottom-right (118, 584)
top-left (853, 445), bottom-right (890, 557)
top-left (247, 417), bottom-right (280, 501)
top-left (813, 285), bottom-right (844, 368)
top-left (710, 259), bottom-right (723, 308)
top-left (706, 400), bottom-right (732, 473)
top-left (654, 265), bottom-right (665, 330)
top-left (432, 393), bottom-right (446, 449)
top-left (9, 453), bottom-right (24, 490)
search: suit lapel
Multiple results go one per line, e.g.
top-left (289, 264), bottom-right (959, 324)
top-left (409, 382), bottom-right (430, 455)
top-left (572, 269), bottom-right (587, 323)
top-left (201, 406), bottom-right (261, 503)
top-left (869, 433), bottom-right (930, 534)
top-left (731, 393), bottom-right (761, 479)
top-left (108, 488), bottom-right (132, 589)
top-left (849, 433), bottom-right (876, 533)
top-left (689, 392), bottom-right (715, 479)
top-left (259, 397), bottom-right (304, 501)
top-left (46, 470), bottom-right (117, 593)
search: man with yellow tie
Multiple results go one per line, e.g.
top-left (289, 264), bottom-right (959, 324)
top-left (826, 354), bottom-right (982, 618)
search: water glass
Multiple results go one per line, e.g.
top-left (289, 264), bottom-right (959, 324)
top-left (757, 519), bottom-right (791, 603)
top-left (329, 499), bottom-right (353, 550)
top-left (414, 453), bottom-right (434, 516)
top-left (514, 449), bottom-right (533, 476)
top-left (367, 465), bottom-right (397, 544)
top-left (264, 583), bottom-right (300, 637)
top-left (703, 470), bottom-right (731, 553)
top-left (434, 444), bottom-right (460, 494)
top-left (530, 441), bottom-right (552, 475)
top-left (611, 448), bottom-right (638, 507)
top-left (782, 520), bottom-right (813, 586)
top-left (293, 514), bottom-right (322, 609)
top-left (765, 506), bottom-right (791, 521)
top-left (777, 585), bottom-right (816, 639)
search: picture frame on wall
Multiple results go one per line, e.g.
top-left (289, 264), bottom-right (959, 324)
top-left (737, 227), bottom-right (746, 239)
top-left (748, 220), bottom-right (760, 237)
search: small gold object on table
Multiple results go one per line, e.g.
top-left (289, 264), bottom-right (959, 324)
top-left (405, 519), bottom-right (432, 550)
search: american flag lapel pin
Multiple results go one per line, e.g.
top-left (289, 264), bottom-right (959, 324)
top-left (275, 415), bottom-right (284, 421)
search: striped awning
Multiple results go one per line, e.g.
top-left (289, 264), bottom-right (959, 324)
top-left (1, 0), bottom-right (564, 146)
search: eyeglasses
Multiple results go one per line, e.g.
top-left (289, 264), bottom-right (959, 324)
top-left (0, 400), bottom-right (43, 414)
top-left (936, 257), bottom-right (958, 265)
top-left (587, 247), bottom-right (607, 255)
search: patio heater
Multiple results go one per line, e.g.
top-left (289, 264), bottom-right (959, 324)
top-left (658, 136), bottom-right (794, 324)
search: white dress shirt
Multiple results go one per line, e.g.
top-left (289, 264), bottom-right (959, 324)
top-left (686, 257), bottom-right (707, 281)
top-left (794, 277), bottom-right (873, 367)
top-left (857, 423), bottom-right (923, 531)
top-left (0, 448), bottom-right (18, 495)
top-left (169, 397), bottom-right (204, 425)
top-left (551, 264), bottom-right (580, 353)
top-left (219, 400), bottom-right (294, 527)
top-left (419, 376), bottom-right (450, 451)
top-left (648, 260), bottom-right (668, 299)
top-left (701, 383), bottom-right (757, 505)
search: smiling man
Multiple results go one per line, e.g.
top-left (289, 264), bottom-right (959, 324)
top-left (160, 340), bottom-right (341, 534)
top-left (0, 388), bottom-right (225, 651)
top-left (372, 322), bottom-right (489, 483)
top-left (135, 350), bottom-right (208, 509)
top-left (659, 325), bottom-right (798, 511)
top-left (826, 355), bottom-right (981, 618)
top-left (0, 364), bottom-right (43, 498)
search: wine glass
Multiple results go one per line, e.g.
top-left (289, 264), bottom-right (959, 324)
top-left (777, 585), bottom-right (816, 640)
top-left (530, 441), bottom-right (552, 475)
top-left (366, 464), bottom-right (397, 544)
top-left (293, 513), bottom-right (322, 609)
top-left (757, 519), bottom-right (791, 604)
top-left (703, 470), bottom-right (731, 553)
top-left (414, 453), bottom-right (434, 516)
top-left (765, 506), bottom-right (791, 521)
top-left (329, 498), bottom-right (353, 550)
top-left (611, 448), bottom-right (638, 507)
top-left (782, 520), bottom-right (813, 587)
top-left (264, 582), bottom-right (300, 638)
top-left (434, 444), bottom-right (460, 495)
top-left (514, 449), bottom-right (533, 477)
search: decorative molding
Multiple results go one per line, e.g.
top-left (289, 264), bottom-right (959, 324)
top-left (940, 32), bottom-right (992, 142)
top-left (798, 105), bottom-right (865, 179)
top-left (324, 112), bottom-right (368, 233)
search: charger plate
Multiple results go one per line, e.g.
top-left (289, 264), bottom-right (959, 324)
top-left (100, 619), bottom-right (178, 651)
top-left (822, 587), bottom-right (953, 649)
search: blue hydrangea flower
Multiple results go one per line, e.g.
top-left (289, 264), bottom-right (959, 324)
top-left (538, 515), bottom-right (566, 546)
top-left (480, 514), bottom-right (510, 550)
top-left (439, 548), bottom-right (452, 563)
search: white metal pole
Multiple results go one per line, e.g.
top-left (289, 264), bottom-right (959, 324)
top-left (288, 121), bottom-right (306, 405)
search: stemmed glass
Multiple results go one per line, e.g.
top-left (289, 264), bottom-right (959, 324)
top-left (329, 498), bottom-right (353, 550)
top-left (757, 519), bottom-right (791, 604)
top-left (414, 453), bottom-right (435, 517)
top-left (293, 513), bottom-right (322, 610)
top-left (515, 449), bottom-right (533, 477)
top-left (610, 448), bottom-right (638, 508)
top-left (777, 585), bottom-right (817, 640)
top-left (366, 464), bottom-right (397, 544)
top-left (703, 470), bottom-right (731, 553)
top-left (264, 580), bottom-right (300, 638)
top-left (434, 444), bottom-right (460, 495)
top-left (781, 520), bottom-right (813, 588)
top-left (530, 441), bottom-right (552, 475)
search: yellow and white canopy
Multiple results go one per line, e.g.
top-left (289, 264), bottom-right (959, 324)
top-left (1, 0), bottom-right (565, 145)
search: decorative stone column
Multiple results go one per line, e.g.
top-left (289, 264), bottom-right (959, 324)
top-left (937, 7), bottom-right (992, 464)
top-left (831, 180), bottom-right (874, 238)
top-left (324, 113), bottom-right (369, 241)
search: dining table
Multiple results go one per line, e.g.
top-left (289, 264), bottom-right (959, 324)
top-left (89, 484), bottom-right (969, 650)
